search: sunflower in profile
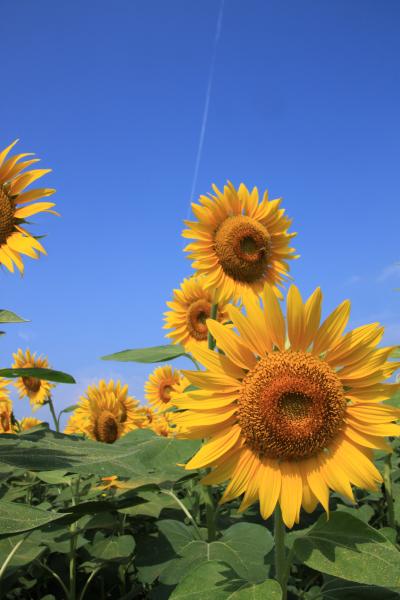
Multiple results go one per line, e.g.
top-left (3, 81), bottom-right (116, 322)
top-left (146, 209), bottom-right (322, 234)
top-left (12, 349), bottom-right (55, 411)
top-left (19, 417), bottom-right (43, 431)
top-left (172, 285), bottom-right (400, 528)
top-left (0, 139), bottom-right (57, 273)
top-left (144, 365), bottom-right (188, 411)
top-left (66, 380), bottom-right (145, 443)
top-left (0, 381), bottom-right (13, 434)
top-left (183, 182), bottom-right (297, 302)
top-left (164, 276), bottom-right (229, 350)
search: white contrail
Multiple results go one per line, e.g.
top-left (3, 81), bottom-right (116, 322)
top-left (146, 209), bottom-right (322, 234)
top-left (187, 0), bottom-right (225, 215)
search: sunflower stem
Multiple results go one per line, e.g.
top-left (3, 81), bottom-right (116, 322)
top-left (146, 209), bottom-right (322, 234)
top-left (69, 475), bottom-right (80, 600)
top-left (204, 486), bottom-right (217, 541)
top-left (184, 353), bottom-right (201, 370)
top-left (207, 303), bottom-right (218, 350)
top-left (47, 395), bottom-right (59, 432)
top-left (383, 453), bottom-right (395, 529)
top-left (274, 505), bottom-right (289, 600)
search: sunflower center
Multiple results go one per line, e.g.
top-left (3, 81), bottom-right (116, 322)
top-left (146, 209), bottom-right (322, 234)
top-left (186, 299), bottom-right (212, 341)
top-left (214, 215), bottom-right (271, 283)
top-left (22, 376), bottom-right (41, 393)
top-left (160, 383), bottom-right (173, 403)
top-left (238, 351), bottom-right (346, 461)
top-left (0, 186), bottom-right (16, 244)
top-left (95, 411), bottom-right (119, 443)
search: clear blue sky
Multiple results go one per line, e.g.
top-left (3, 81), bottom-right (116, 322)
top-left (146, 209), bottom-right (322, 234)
top-left (1, 0), bottom-right (399, 423)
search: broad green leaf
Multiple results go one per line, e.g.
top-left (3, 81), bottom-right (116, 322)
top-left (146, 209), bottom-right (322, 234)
top-left (0, 310), bottom-right (28, 323)
top-left (0, 427), bottom-right (199, 482)
top-left (170, 561), bottom-right (282, 599)
top-left (0, 532), bottom-right (45, 575)
top-left (293, 512), bottom-right (400, 588)
top-left (102, 344), bottom-right (186, 363)
top-left (0, 500), bottom-right (70, 535)
top-left (336, 503), bottom-right (374, 523)
top-left (89, 534), bottom-right (135, 562)
top-left (158, 520), bottom-right (273, 585)
top-left (119, 490), bottom-right (178, 518)
top-left (322, 576), bottom-right (400, 599)
top-left (0, 367), bottom-right (75, 384)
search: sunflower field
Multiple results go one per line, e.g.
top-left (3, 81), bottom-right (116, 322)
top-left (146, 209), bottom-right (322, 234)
top-left (0, 141), bottom-right (399, 600)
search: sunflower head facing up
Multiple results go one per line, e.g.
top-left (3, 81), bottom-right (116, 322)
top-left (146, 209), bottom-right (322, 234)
top-left (182, 182), bottom-right (297, 303)
top-left (0, 140), bottom-right (57, 274)
top-left (164, 276), bottom-right (229, 350)
top-left (12, 349), bottom-right (55, 411)
top-left (144, 365), bottom-right (188, 411)
top-left (172, 284), bottom-right (400, 528)
top-left (66, 379), bottom-right (144, 443)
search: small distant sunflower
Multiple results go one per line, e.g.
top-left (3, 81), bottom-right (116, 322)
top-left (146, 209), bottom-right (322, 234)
top-left (12, 349), bottom-right (55, 411)
top-left (0, 139), bottom-right (57, 273)
top-left (144, 365), bottom-right (188, 411)
top-left (151, 411), bottom-right (174, 437)
top-left (172, 285), bottom-right (400, 528)
top-left (66, 380), bottom-right (145, 443)
top-left (19, 417), bottom-right (43, 431)
top-left (164, 276), bottom-right (229, 350)
top-left (0, 381), bottom-right (13, 434)
top-left (183, 182), bottom-right (297, 302)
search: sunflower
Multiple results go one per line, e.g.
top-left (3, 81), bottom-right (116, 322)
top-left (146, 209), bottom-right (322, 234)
top-left (164, 276), bottom-right (229, 350)
top-left (144, 365), bottom-right (188, 411)
top-left (0, 139), bottom-right (57, 273)
top-left (172, 284), bottom-right (400, 528)
top-left (0, 382), bottom-right (13, 434)
top-left (66, 379), bottom-right (145, 443)
top-left (183, 182), bottom-right (297, 303)
top-left (151, 411), bottom-right (174, 437)
top-left (19, 417), bottom-right (43, 431)
top-left (12, 349), bottom-right (55, 411)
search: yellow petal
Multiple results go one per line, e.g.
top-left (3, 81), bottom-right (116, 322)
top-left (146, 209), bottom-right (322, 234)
top-left (16, 188), bottom-right (56, 205)
top-left (228, 303), bottom-right (271, 356)
top-left (313, 300), bottom-right (351, 355)
top-left (190, 344), bottom-right (245, 380)
top-left (279, 462), bottom-right (302, 528)
top-left (258, 458), bottom-right (281, 520)
top-left (287, 285), bottom-right (305, 350)
top-left (14, 202), bottom-right (56, 219)
top-left (302, 287), bottom-right (322, 349)
top-left (263, 284), bottom-right (285, 350)
top-left (0, 139), bottom-right (18, 168)
top-left (10, 169), bottom-right (52, 195)
top-left (206, 319), bottom-right (257, 370)
top-left (185, 426), bottom-right (241, 469)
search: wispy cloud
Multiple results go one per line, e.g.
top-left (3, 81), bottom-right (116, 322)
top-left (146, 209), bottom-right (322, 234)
top-left (343, 275), bottom-right (362, 286)
top-left (377, 262), bottom-right (400, 282)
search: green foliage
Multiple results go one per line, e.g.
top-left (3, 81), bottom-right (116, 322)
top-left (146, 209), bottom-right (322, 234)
top-left (293, 512), bottom-right (400, 588)
top-left (0, 500), bottom-right (70, 536)
top-left (0, 367), bottom-right (75, 384)
top-left (102, 343), bottom-right (186, 363)
top-left (0, 310), bottom-right (27, 323)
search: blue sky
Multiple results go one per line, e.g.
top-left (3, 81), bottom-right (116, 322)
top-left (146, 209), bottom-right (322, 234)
top-left (1, 0), bottom-right (399, 424)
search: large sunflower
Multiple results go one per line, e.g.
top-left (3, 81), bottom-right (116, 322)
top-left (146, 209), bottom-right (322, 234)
top-left (183, 182), bottom-right (297, 302)
top-left (144, 365), bottom-right (188, 411)
top-left (0, 139), bottom-right (57, 273)
top-left (65, 380), bottom-right (145, 443)
top-left (172, 285), bottom-right (400, 528)
top-left (164, 276), bottom-right (229, 350)
top-left (12, 349), bottom-right (55, 410)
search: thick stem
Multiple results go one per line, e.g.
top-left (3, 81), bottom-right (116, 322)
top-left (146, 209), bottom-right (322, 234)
top-left (274, 505), bottom-right (288, 600)
top-left (207, 303), bottom-right (218, 350)
top-left (47, 395), bottom-right (60, 432)
top-left (204, 486), bottom-right (216, 541)
top-left (383, 453), bottom-right (395, 529)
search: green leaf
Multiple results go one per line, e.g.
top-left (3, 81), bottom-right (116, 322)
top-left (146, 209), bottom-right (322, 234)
top-left (58, 404), bottom-right (79, 414)
top-left (0, 310), bottom-right (28, 323)
top-left (0, 367), bottom-right (75, 384)
top-left (0, 427), bottom-right (199, 482)
top-left (0, 532), bottom-right (45, 574)
top-left (169, 561), bottom-right (282, 599)
top-left (322, 576), bottom-right (400, 599)
top-left (102, 344), bottom-right (186, 363)
top-left (0, 500), bottom-right (70, 535)
top-left (390, 347), bottom-right (400, 359)
top-left (89, 534), bottom-right (135, 562)
top-left (293, 512), bottom-right (400, 588)
top-left (119, 489), bottom-right (177, 518)
top-left (158, 520), bottom-right (273, 585)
